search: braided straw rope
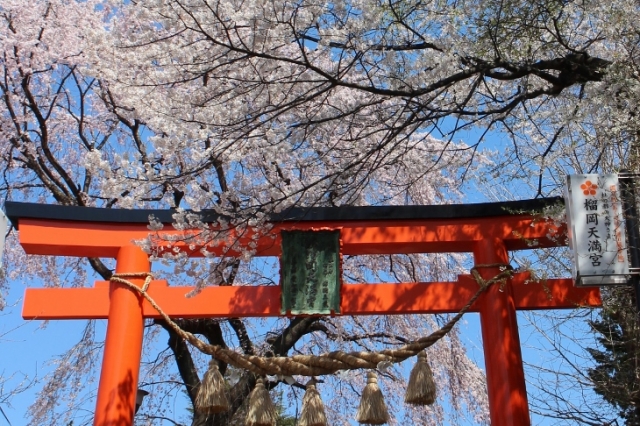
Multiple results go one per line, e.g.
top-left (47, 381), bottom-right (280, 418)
top-left (110, 264), bottom-right (511, 376)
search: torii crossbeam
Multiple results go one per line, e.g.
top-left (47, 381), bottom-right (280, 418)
top-left (6, 198), bottom-right (601, 426)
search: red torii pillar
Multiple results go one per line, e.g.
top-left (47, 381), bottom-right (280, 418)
top-left (95, 246), bottom-right (150, 426)
top-left (6, 200), bottom-right (601, 426)
top-left (475, 238), bottom-right (529, 426)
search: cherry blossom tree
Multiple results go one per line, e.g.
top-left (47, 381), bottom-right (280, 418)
top-left (0, 2), bottom-right (483, 425)
top-left (1, 0), bottom-right (639, 425)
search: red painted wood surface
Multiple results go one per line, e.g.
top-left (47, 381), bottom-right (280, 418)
top-left (94, 246), bottom-right (149, 426)
top-left (13, 211), bottom-right (598, 426)
top-left (475, 238), bottom-right (530, 426)
top-left (22, 274), bottom-right (600, 320)
top-left (17, 216), bottom-right (564, 258)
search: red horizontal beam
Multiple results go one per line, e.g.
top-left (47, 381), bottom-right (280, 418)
top-left (22, 274), bottom-right (600, 320)
top-left (17, 217), bottom-right (564, 258)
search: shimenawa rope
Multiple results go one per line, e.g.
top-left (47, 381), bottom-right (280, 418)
top-left (110, 264), bottom-right (512, 376)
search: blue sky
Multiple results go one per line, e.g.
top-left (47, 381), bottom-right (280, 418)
top-left (1, 283), bottom-right (97, 425)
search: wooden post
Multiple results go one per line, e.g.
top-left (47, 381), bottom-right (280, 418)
top-left (94, 246), bottom-right (149, 426)
top-left (474, 238), bottom-right (530, 426)
top-left (619, 171), bottom-right (640, 315)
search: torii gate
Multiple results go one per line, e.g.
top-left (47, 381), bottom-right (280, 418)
top-left (5, 198), bottom-right (601, 426)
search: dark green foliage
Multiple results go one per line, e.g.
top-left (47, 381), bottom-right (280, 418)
top-left (588, 287), bottom-right (640, 425)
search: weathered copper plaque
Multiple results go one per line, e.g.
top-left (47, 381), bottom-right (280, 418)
top-left (280, 230), bottom-right (341, 314)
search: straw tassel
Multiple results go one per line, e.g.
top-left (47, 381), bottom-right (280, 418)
top-left (195, 360), bottom-right (230, 414)
top-left (404, 351), bottom-right (437, 405)
top-left (246, 377), bottom-right (277, 426)
top-left (299, 379), bottom-right (327, 426)
top-left (356, 372), bottom-right (389, 425)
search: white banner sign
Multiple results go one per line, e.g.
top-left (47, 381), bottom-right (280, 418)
top-left (565, 174), bottom-right (630, 286)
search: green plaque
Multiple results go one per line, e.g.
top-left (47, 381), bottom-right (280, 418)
top-left (280, 230), bottom-right (341, 315)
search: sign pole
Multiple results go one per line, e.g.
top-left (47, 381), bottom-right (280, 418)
top-left (619, 170), bottom-right (640, 314)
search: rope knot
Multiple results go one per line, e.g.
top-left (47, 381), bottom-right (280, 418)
top-left (110, 272), bottom-right (154, 292)
top-left (470, 263), bottom-right (513, 289)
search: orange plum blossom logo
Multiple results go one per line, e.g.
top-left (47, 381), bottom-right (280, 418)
top-left (581, 180), bottom-right (598, 196)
